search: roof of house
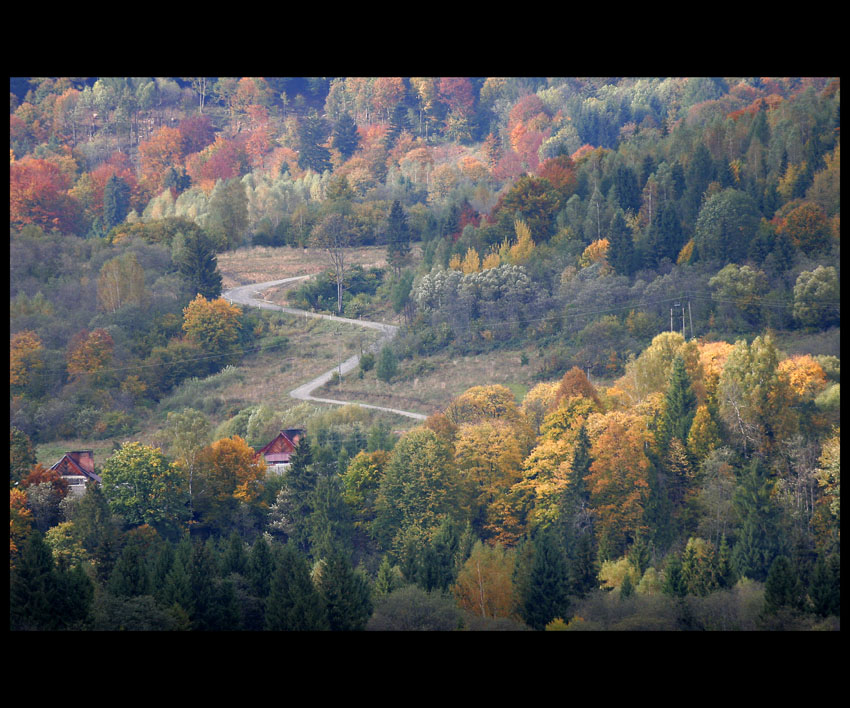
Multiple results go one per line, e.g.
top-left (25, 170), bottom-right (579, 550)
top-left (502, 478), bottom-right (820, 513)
top-left (256, 429), bottom-right (305, 458)
top-left (49, 450), bottom-right (102, 484)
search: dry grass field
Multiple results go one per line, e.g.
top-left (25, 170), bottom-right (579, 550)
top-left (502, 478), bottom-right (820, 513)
top-left (217, 244), bottom-right (392, 289)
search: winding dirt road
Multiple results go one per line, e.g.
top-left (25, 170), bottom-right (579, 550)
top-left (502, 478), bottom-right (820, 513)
top-left (223, 277), bottom-right (427, 421)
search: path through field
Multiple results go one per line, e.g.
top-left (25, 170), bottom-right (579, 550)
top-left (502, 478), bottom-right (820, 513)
top-left (223, 277), bottom-right (427, 421)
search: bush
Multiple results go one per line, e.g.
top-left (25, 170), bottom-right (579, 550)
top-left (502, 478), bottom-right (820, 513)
top-left (359, 352), bottom-right (375, 372)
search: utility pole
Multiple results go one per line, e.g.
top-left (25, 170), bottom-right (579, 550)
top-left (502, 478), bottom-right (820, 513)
top-left (688, 299), bottom-right (694, 339)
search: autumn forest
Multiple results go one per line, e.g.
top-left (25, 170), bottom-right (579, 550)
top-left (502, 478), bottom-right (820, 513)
top-left (9, 77), bottom-right (840, 631)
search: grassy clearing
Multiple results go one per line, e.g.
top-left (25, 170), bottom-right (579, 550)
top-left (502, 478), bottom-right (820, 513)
top-left (217, 244), bottom-right (392, 289)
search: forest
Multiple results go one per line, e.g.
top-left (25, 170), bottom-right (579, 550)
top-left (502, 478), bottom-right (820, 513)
top-left (9, 77), bottom-right (840, 631)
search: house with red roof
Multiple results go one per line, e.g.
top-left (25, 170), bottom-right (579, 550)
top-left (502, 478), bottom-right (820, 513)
top-left (49, 450), bottom-right (102, 496)
top-left (256, 429), bottom-right (305, 474)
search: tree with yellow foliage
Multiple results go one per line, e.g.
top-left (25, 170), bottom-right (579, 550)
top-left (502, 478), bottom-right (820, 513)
top-left (579, 238), bottom-right (610, 269)
top-left (10, 330), bottom-right (45, 396)
top-left (585, 410), bottom-right (652, 557)
top-left (452, 540), bottom-right (518, 620)
top-left (182, 294), bottom-right (242, 361)
top-left (508, 219), bottom-right (535, 265)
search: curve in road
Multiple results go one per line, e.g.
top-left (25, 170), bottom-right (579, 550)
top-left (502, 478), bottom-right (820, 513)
top-left (223, 277), bottom-right (427, 421)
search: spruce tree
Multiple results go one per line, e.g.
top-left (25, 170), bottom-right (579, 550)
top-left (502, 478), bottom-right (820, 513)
top-left (174, 227), bottom-right (223, 300)
top-left (808, 554), bottom-right (840, 618)
top-left (10, 531), bottom-right (61, 630)
top-left (265, 542), bottom-right (329, 631)
top-left (221, 530), bottom-right (248, 576)
top-left (386, 200), bottom-right (411, 275)
top-left (246, 535), bottom-right (276, 598)
top-left (763, 556), bottom-right (806, 615)
top-left (285, 436), bottom-right (317, 555)
top-left (606, 209), bottom-right (635, 276)
top-left (521, 529), bottom-right (572, 630)
top-left (103, 175), bottom-right (131, 230)
top-left (108, 543), bottom-right (152, 598)
top-left (331, 112), bottom-right (359, 161)
top-left (657, 355), bottom-right (698, 452)
top-left (318, 550), bottom-right (373, 631)
top-left (731, 461), bottom-right (784, 582)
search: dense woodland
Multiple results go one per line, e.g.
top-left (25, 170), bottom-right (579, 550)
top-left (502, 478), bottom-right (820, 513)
top-left (10, 77), bottom-right (840, 631)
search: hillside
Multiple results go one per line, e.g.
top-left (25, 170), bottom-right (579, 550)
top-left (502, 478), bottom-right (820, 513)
top-left (10, 77), bottom-right (840, 632)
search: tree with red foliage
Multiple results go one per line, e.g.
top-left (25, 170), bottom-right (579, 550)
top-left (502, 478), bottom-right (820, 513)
top-left (10, 157), bottom-right (81, 233)
top-left (537, 155), bottom-right (578, 198)
top-left (438, 77), bottom-right (476, 117)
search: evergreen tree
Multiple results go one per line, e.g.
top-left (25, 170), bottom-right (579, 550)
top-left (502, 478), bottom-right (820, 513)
top-left (309, 475), bottom-right (355, 560)
top-left (657, 355), bottom-right (698, 452)
top-left (103, 175), bottom-right (131, 230)
top-left (160, 550), bottom-right (192, 612)
top-left (386, 200), bottom-right (411, 274)
top-left (521, 529), bottom-right (571, 630)
top-left (174, 226), bottom-right (223, 300)
top-left (662, 551), bottom-right (687, 598)
top-left (763, 556), bottom-right (807, 615)
top-left (613, 164), bottom-right (641, 213)
top-left (374, 555), bottom-right (400, 596)
top-left (606, 209), bottom-right (635, 276)
top-left (331, 112), bottom-right (359, 161)
top-left (731, 461), bottom-right (784, 582)
top-left (10, 531), bottom-right (61, 630)
top-left (318, 549), bottom-right (373, 631)
top-left (221, 530), bottom-right (248, 576)
top-left (569, 531), bottom-right (597, 598)
top-left (108, 543), bottom-right (152, 598)
top-left (376, 344), bottom-right (398, 383)
top-left (246, 535), bottom-right (276, 598)
top-left (808, 554), bottom-right (840, 618)
top-left (297, 111), bottom-right (332, 174)
top-left (284, 436), bottom-right (317, 555)
top-left (619, 569), bottom-right (635, 598)
top-left (265, 542), bottom-right (329, 631)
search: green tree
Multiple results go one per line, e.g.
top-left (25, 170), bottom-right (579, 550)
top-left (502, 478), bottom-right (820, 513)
top-left (173, 226), bottom-right (223, 300)
top-left (297, 111), bottom-right (332, 174)
top-left (792, 265), bottom-right (840, 329)
top-left (282, 436), bottom-right (317, 554)
top-left (265, 542), bottom-right (329, 631)
top-left (376, 344), bottom-right (398, 383)
top-left (103, 174), bottom-right (131, 230)
top-left (100, 442), bottom-right (188, 535)
top-left (317, 549), bottom-right (373, 631)
top-left (373, 427), bottom-right (460, 555)
top-left (693, 188), bottom-right (760, 263)
top-left (386, 200), bottom-right (411, 274)
top-left (246, 535), bottom-right (276, 599)
top-left (108, 542), bottom-right (152, 598)
top-left (332, 112), bottom-right (359, 161)
top-left (606, 209), bottom-right (634, 276)
top-left (205, 177), bottom-right (249, 250)
top-left (657, 355), bottom-right (698, 452)
top-left (520, 529), bottom-right (571, 630)
top-left (10, 531), bottom-right (61, 630)
top-left (763, 556), bottom-right (807, 615)
top-left (808, 554), bottom-right (840, 618)
top-left (731, 460), bottom-right (784, 582)
top-left (10, 427), bottom-right (37, 485)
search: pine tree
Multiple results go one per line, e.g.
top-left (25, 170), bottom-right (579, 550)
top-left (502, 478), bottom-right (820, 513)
top-left (619, 569), bottom-right (635, 598)
top-left (521, 529), bottom-right (571, 630)
top-left (265, 542), bottom-right (329, 631)
top-left (657, 355), bottom-right (698, 453)
top-left (108, 543), bottom-right (152, 598)
top-left (318, 549), bottom-right (373, 631)
top-left (10, 531), bottom-right (61, 630)
top-left (569, 531), bottom-right (597, 598)
top-left (331, 112), bottom-right (359, 161)
top-left (103, 175), bottom-right (131, 230)
top-left (374, 555), bottom-right (400, 596)
top-left (731, 461), bottom-right (784, 582)
top-left (606, 209), bottom-right (635, 276)
top-left (808, 554), bottom-right (840, 618)
top-left (246, 535), bottom-right (276, 598)
top-left (174, 226), bottom-right (223, 300)
top-left (221, 530), bottom-right (247, 576)
top-left (386, 200), bottom-right (411, 275)
top-left (662, 551), bottom-right (687, 598)
top-left (297, 111), bottom-right (332, 174)
top-left (284, 436), bottom-right (317, 555)
top-left (763, 556), bottom-right (806, 615)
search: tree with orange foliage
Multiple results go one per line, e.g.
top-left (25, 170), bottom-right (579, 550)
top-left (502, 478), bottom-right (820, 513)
top-left (10, 156), bottom-right (80, 233)
top-left (138, 126), bottom-right (183, 193)
top-left (10, 488), bottom-right (33, 567)
top-left (585, 410), bottom-right (652, 558)
top-left (555, 366), bottom-right (602, 409)
top-left (10, 330), bottom-right (45, 396)
top-left (66, 328), bottom-right (114, 383)
top-left (196, 436), bottom-right (267, 528)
